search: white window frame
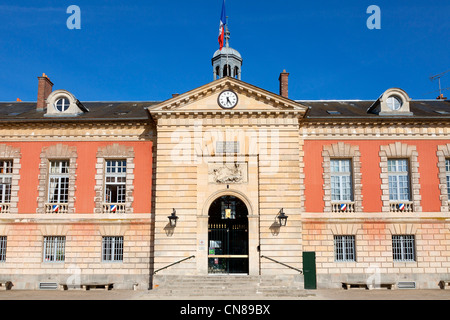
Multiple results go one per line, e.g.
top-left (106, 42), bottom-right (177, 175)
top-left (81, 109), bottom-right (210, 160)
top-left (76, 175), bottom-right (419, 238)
top-left (330, 159), bottom-right (353, 202)
top-left (446, 159), bottom-right (450, 200)
top-left (43, 236), bottom-right (66, 263)
top-left (0, 236), bottom-right (6, 262)
top-left (386, 96), bottom-right (402, 111)
top-left (48, 160), bottom-right (70, 204)
top-left (334, 235), bottom-right (356, 262)
top-left (54, 98), bottom-right (70, 112)
top-left (0, 160), bottom-right (13, 204)
top-left (392, 235), bottom-right (415, 262)
top-left (104, 160), bottom-right (127, 204)
top-left (102, 236), bottom-right (124, 262)
top-left (388, 159), bottom-right (411, 201)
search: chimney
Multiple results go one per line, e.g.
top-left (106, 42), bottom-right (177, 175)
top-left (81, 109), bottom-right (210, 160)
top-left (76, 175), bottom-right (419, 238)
top-left (279, 69), bottom-right (289, 98)
top-left (37, 73), bottom-right (53, 111)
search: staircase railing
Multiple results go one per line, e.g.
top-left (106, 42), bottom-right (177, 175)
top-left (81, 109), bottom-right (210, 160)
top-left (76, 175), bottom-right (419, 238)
top-left (153, 255), bottom-right (195, 275)
top-left (261, 255), bottom-right (303, 274)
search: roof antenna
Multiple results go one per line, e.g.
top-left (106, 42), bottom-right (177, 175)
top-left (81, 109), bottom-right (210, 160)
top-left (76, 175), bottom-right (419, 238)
top-left (429, 70), bottom-right (449, 99)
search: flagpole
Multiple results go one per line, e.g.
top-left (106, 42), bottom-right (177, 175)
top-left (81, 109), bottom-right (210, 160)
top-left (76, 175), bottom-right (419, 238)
top-left (226, 16), bottom-right (229, 76)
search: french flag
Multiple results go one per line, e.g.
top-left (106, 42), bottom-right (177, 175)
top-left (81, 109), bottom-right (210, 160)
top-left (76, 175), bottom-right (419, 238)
top-left (52, 205), bottom-right (59, 213)
top-left (340, 203), bottom-right (347, 211)
top-left (218, 0), bottom-right (226, 50)
top-left (110, 205), bottom-right (117, 213)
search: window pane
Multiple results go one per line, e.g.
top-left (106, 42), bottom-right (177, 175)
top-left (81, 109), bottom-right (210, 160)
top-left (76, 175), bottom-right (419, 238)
top-left (0, 161), bottom-right (12, 204)
top-left (55, 98), bottom-right (70, 112)
top-left (392, 235), bottom-right (415, 262)
top-left (447, 160), bottom-right (450, 199)
top-left (447, 175), bottom-right (450, 199)
top-left (389, 175), bottom-right (398, 200)
top-left (388, 159), bottom-right (408, 173)
top-left (48, 177), bottom-right (69, 203)
top-left (330, 159), bottom-right (351, 173)
top-left (0, 236), bottom-right (6, 262)
top-left (387, 96), bottom-right (402, 110)
top-left (102, 236), bottom-right (123, 262)
top-left (0, 177), bottom-right (11, 203)
top-left (388, 159), bottom-right (410, 201)
top-left (104, 160), bottom-right (127, 203)
top-left (341, 175), bottom-right (352, 201)
top-left (334, 235), bottom-right (355, 262)
top-left (43, 236), bottom-right (65, 262)
top-left (48, 161), bottom-right (70, 204)
top-left (331, 175), bottom-right (340, 201)
top-left (50, 161), bottom-right (69, 174)
top-left (0, 161), bottom-right (12, 174)
top-left (330, 159), bottom-right (353, 202)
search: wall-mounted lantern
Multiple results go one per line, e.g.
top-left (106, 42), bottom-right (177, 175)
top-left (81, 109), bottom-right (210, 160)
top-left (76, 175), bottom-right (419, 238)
top-left (168, 208), bottom-right (179, 227)
top-left (277, 208), bottom-right (288, 227)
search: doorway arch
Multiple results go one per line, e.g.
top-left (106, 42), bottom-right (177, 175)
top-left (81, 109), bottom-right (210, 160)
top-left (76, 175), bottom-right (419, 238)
top-left (207, 195), bottom-right (249, 274)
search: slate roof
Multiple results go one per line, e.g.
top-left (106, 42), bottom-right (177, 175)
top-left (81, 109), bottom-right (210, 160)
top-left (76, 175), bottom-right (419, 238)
top-left (298, 99), bottom-right (450, 120)
top-left (0, 99), bottom-right (448, 122)
top-left (0, 102), bottom-right (159, 122)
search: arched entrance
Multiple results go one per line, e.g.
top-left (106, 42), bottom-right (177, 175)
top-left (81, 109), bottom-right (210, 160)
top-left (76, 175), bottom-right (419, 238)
top-left (208, 195), bottom-right (249, 274)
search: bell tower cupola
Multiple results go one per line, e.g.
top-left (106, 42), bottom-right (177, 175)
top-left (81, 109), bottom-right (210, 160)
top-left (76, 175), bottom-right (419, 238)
top-left (212, 18), bottom-right (243, 80)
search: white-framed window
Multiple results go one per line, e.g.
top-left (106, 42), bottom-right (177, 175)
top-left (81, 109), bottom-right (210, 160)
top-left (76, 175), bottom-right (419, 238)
top-left (334, 235), bottom-right (356, 262)
top-left (386, 96), bottom-right (402, 111)
top-left (330, 159), bottom-right (353, 201)
top-left (105, 160), bottom-right (127, 203)
top-left (0, 236), bottom-right (6, 262)
top-left (0, 160), bottom-right (13, 204)
top-left (102, 236), bottom-right (124, 262)
top-left (392, 235), bottom-right (415, 262)
top-left (446, 159), bottom-right (450, 200)
top-left (43, 236), bottom-right (66, 262)
top-left (48, 160), bottom-right (70, 204)
top-left (54, 98), bottom-right (70, 112)
top-left (388, 159), bottom-right (410, 201)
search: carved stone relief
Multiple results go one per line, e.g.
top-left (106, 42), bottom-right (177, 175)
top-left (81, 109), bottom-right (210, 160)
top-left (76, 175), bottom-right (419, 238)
top-left (208, 162), bottom-right (248, 184)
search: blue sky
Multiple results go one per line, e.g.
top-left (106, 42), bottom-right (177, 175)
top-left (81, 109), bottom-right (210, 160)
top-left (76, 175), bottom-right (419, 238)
top-left (0, 0), bottom-right (449, 102)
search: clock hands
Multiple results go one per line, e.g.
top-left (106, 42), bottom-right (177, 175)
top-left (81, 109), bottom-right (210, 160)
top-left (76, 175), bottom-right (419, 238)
top-left (218, 90), bottom-right (238, 109)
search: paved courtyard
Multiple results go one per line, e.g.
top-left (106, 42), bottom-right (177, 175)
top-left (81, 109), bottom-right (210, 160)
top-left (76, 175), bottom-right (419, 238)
top-left (1, 288), bottom-right (450, 300)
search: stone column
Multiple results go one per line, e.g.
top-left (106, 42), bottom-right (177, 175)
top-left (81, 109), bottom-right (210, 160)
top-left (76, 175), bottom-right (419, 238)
top-left (196, 214), bottom-right (209, 275)
top-left (248, 214), bottom-right (260, 276)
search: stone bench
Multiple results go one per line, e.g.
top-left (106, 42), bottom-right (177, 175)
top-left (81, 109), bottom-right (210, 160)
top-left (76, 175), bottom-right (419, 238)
top-left (342, 282), bottom-right (395, 290)
top-left (0, 281), bottom-right (13, 290)
top-left (61, 283), bottom-right (113, 291)
top-left (439, 280), bottom-right (450, 289)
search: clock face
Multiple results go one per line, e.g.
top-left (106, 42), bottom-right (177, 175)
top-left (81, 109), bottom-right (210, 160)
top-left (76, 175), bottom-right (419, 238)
top-left (218, 90), bottom-right (238, 109)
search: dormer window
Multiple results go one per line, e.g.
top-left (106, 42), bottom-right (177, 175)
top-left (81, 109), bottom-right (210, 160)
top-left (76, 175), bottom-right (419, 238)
top-left (45, 89), bottom-right (88, 117)
top-left (367, 88), bottom-right (412, 116)
top-left (386, 96), bottom-right (402, 111)
top-left (54, 98), bottom-right (70, 112)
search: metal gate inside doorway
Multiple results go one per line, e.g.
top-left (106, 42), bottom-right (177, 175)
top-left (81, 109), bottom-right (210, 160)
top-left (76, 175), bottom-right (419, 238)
top-left (208, 196), bottom-right (249, 274)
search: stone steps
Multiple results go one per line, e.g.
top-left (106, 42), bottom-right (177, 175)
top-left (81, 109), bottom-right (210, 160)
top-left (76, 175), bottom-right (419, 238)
top-left (149, 275), bottom-right (307, 298)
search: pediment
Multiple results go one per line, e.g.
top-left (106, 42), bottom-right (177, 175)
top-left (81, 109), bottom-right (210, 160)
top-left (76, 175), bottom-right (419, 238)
top-left (147, 77), bottom-right (307, 117)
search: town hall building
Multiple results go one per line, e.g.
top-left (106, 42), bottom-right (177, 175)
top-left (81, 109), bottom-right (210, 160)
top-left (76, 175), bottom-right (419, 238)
top-left (0, 24), bottom-right (449, 292)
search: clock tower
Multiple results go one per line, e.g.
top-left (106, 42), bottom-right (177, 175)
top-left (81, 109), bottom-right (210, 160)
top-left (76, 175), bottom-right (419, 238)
top-left (212, 20), bottom-right (243, 80)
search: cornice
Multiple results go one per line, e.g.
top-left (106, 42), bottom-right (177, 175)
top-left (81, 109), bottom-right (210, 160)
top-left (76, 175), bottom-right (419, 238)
top-left (0, 121), bottom-right (154, 141)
